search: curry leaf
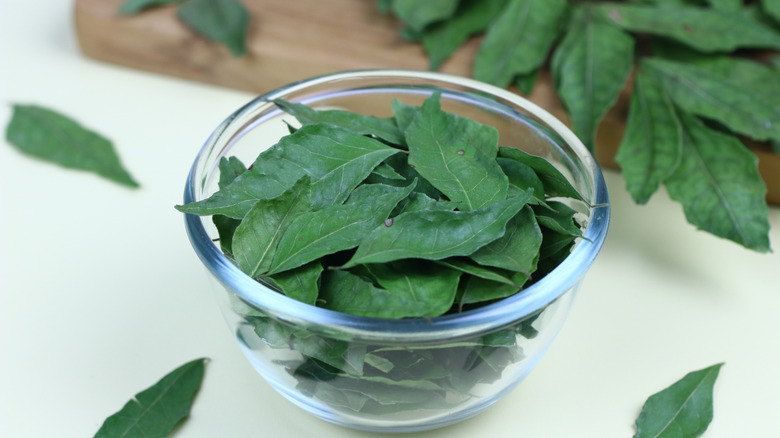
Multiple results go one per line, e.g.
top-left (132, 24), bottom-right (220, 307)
top-left (391, 0), bottom-right (460, 32)
top-left (119, 0), bottom-right (182, 15)
top-left (551, 5), bottom-right (634, 152)
top-left (598, 3), bottom-right (780, 52)
top-left (470, 205), bottom-right (542, 275)
top-left (364, 260), bottom-right (463, 318)
top-left (177, 0), bottom-right (250, 57)
top-left (643, 56), bottom-right (780, 143)
top-left (615, 68), bottom-right (683, 204)
top-left (343, 193), bottom-right (532, 268)
top-left (272, 99), bottom-right (405, 145)
top-left (459, 273), bottom-right (526, 306)
top-left (436, 258), bottom-right (520, 286)
top-left (498, 146), bottom-right (584, 201)
top-left (421, 0), bottom-right (507, 71)
top-left (320, 270), bottom-right (438, 319)
top-left (5, 104), bottom-right (139, 188)
top-left (405, 93), bottom-right (508, 210)
top-left (634, 363), bottom-right (724, 438)
top-left (94, 358), bottom-right (207, 438)
top-left (473, 0), bottom-right (568, 89)
top-left (664, 112), bottom-right (771, 252)
top-left (232, 177), bottom-right (313, 277)
top-left (177, 123), bottom-right (402, 217)
top-left (268, 260), bottom-right (323, 306)
top-left (764, 0), bottom-right (780, 23)
top-left (269, 182), bottom-right (415, 274)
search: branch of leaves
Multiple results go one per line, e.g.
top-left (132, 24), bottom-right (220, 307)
top-left (381, 0), bottom-right (778, 253)
top-left (119, 0), bottom-right (250, 57)
top-left (176, 92), bottom-right (588, 319)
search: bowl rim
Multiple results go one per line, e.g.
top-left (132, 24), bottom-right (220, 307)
top-left (182, 69), bottom-right (610, 341)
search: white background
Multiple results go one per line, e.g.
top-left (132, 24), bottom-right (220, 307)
top-left (2, 2), bottom-right (779, 437)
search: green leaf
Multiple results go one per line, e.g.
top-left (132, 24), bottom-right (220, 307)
top-left (664, 112), bottom-right (771, 252)
top-left (634, 363), bottom-right (724, 438)
top-left (177, 0), bottom-right (250, 57)
top-left (534, 201), bottom-right (584, 238)
top-left (5, 104), bottom-right (139, 188)
top-left (320, 270), bottom-right (437, 318)
top-left (232, 177), bottom-right (312, 277)
top-left (421, 0), bottom-right (507, 71)
top-left (119, 0), bottom-right (182, 14)
top-left (269, 182), bottom-right (415, 274)
top-left (272, 99), bottom-right (405, 145)
top-left (391, 0), bottom-right (460, 32)
top-left (436, 258), bottom-right (520, 286)
top-left (513, 70), bottom-right (540, 95)
top-left (405, 93), bottom-right (508, 210)
top-left (598, 3), bottom-right (780, 52)
top-left (470, 205), bottom-right (542, 275)
top-left (615, 68), bottom-right (683, 204)
top-left (268, 260), bottom-right (323, 306)
top-left (643, 56), bottom-right (780, 143)
top-left (473, 0), bottom-right (568, 89)
top-left (459, 272), bottom-right (526, 306)
top-left (391, 99), bottom-right (420, 134)
top-left (764, 0), bottom-right (780, 23)
top-left (343, 193), bottom-right (532, 267)
top-left (551, 5), bottom-right (634, 152)
top-left (706, 0), bottom-right (741, 12)
top-left (498, 146), bottom-right (585, 201)
top-left (94, 358), bottom-right (207, 438)
top-left (213, 156), bottom-right (248, 257)
top-left (177, 123), bottom-right (402, 217)
top-left (364, 260), bottom-right (463, 318)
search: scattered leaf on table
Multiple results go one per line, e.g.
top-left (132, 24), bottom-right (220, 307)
top-left (634, 363), bottom-right (724, 438)
top-left (343, 194), bottom-right (532, 267)
top-left (177, 0), bottom-right (250, 57)
top-left (94, 358), bottom-right (207, 438)
top-left (664, 112), bottom-right (771, 252)
top-left (118, 0), bottom-right (182, 14)
top-left (422, 0), bottom-right (507, 71)
top-left (615, 68), bottom-right (683, 204)
top-left (551, 5), bottom-right (634, 152)
top-left (473, 0), bottom-right (568, 89)
top-left (273, 99), bottom-right (405, 145)
top-left (598, 3), bottom-right (780, 52)
top-left (391, 0), bottom-right (460, 32)
top-left (405, 93), bottom-right (508, 211)
top-left (643, 56), bottom-right (780, 143)
top-left (5, 104), bottom-right (139, 188)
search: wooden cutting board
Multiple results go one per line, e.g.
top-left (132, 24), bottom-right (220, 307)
top-left (74, 0), bottom-right (780, 204)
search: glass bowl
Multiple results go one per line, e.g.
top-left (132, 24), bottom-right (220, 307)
top-left (181, 70), bottom-right (609, 432)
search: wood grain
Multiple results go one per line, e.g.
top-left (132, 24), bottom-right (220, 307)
top-left (74, 0), bottom-right (779, 204)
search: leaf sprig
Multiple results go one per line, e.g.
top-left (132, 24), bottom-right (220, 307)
top-left (382, 0), bottom-right (778, 252)
top-left (177, 93), bottom-right (588, 319)
top-left (119, 0), bottom-right (249, 57)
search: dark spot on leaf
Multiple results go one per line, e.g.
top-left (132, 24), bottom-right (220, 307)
top-left (384, 218), bottom-right (394, 227)
top-left (457, 149), bottom-right (465, 155)
top-left (683, 24), bottom-right (693, 32)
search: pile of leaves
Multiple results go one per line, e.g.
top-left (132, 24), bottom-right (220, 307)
top-left (381, 0), bottom-right (779, 253)
top-left (177, 93), bottom-right (588, 318)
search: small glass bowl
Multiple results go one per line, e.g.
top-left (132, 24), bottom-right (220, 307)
top-left (182, 70), bottom-right (609, 432)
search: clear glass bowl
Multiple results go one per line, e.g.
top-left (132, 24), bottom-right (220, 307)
top-left (182, 70), bottom-right (609, 432)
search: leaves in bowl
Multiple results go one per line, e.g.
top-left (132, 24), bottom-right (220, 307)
top-left (178, 92), bottom-right (588, 319)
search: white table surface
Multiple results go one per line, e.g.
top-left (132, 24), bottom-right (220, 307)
top-left (2, 2), bottom-right (780, 437)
